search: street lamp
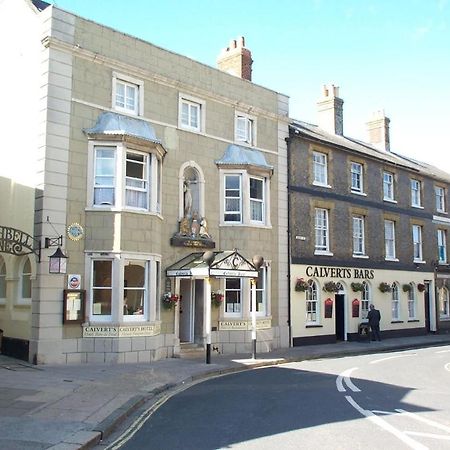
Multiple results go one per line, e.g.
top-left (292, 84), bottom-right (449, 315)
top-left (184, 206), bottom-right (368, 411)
top-left (202, 251), bottom-right (216, 364)
top-left (251, 255), bottom-right (264, 360)
top-left (49, 246), bottom-right (68, 274)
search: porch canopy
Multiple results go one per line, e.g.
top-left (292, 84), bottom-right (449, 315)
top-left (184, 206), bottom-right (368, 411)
top-left (166, 249), bottom-right (258, 278)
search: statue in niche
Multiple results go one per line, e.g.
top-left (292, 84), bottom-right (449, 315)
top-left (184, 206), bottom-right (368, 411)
top-left (179, 216), bottom-right (190, 236)
top-left (184, 180), bottom-right (193, 218)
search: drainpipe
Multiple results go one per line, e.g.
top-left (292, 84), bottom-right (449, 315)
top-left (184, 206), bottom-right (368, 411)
top-left (286, 135), bottom-right (292, 346)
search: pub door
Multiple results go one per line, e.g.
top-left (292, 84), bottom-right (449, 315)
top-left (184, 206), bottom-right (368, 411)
top-left (335, 294), bottom-right (345, 341)
top-left (179, 279), bottom-right (204, 345)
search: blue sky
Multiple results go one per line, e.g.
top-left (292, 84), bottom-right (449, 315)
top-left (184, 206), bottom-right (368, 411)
top-left (50, 0), bottom-right (450, 172)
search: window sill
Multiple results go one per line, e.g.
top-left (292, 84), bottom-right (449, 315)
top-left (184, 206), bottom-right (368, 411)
top-left (438, 261), bottom-right (448, 265)
top-left (351, 190), bottom-right (367, 197)
top-left (86, 207), bottom-right (163, 219)
top-left (353, 254), bottom-right (369, 259)
top-left (411, 204), bottom-right (424, 209)
top-left (314, 250), bottom-right (334, 256)
top-left (220, 222), bottom-right (272, 229)
top-left (407, 319), bottom-right (420, 323)
top-left (306, 324), bottom-right (323, 328)
top-left (179, 124), bottom-right (202, 134)
top-left (436, 210), bottom-right (448, 215)
top-left (391, 320), bottom-right (404, 324)
top-left (312, 182), bottom-right (332, 189)
top-left (385, 257), bottom-right (399, 262)
top-left (413, 259), bottom-right (426, 264)
top-left (383, 198), bottom-right (397, 204)
top-left (440, 317), bottom-right (450, 321)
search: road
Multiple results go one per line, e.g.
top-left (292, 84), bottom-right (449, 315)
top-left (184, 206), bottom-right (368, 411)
top-left (100, 345), bottom-right (450, 450)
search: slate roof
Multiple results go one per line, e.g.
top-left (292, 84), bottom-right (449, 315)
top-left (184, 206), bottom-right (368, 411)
top-left (290, 120), bottom-right (450, 183)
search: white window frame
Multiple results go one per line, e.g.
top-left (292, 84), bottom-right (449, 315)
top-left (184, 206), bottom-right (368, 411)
top-left (407, 283), bottom-right (416, 320)
top-left (383, 171), bottom-right (395, 202)
top-left (392, 283), bottom-right (400, 321)
top-left (306, 280), bottom-right (320, 324)
top-left (351, 162), bottom-right (363, 193)
top-left (88, 141), bottom-right (161, 214)
top-left (435, 186), bottom-right (446, 213)
top-left (179, 94), bottom-right (205, 133)
top-left (352, 215), bottom-right (365, 256)
top-left (86, 253), bottom-right (160, 324)
top-left (411, 179), bottom-right (422, 208)
top-left (412, 224), bottom-right (424, 262)
top-left (235, 111), bottom-right (256, 146)
top-left (438, 229), bottom-right (447, 264)
top-left (123, 259), bottom-right (149, 323)
top-left (112, 72), bottom-right (144, 116)
top-left (384, 220), bottom-right (397, 260)
top-left (361, 281), bottom-right (370, 319)
top-left (18, 257), bottom-right (32, 306)
top-left (249, 176), bottom-right (265, 224)
top-left (439, 287), bottom-right (450, 319)
top-left (313, 151), bottom-right (328, 186)
top-left (220, 170), bottom-right (270, 227)
top-left (252, 266), bottom-right (267, 317)
top-left (224, 277), bottom-right (242, 317)
top-left (314, 208), bottom-right (331, 255)
top-left (125, 151), bottom-right (149, 210)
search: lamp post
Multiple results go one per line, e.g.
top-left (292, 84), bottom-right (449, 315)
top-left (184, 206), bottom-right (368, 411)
top-left (251, 255), bottom-right (264, 360)
top-left (49, 247), bottom-right (68, 274)
top-left (202, 251), bottom-right (215, 364)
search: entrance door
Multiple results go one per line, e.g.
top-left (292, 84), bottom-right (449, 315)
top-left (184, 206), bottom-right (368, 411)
top-left (179, 279), bottom-right (194, 343)
top-left (335, 294), bottom-right (345, 341)
top-left (424, 281), bottom-right (431, 332)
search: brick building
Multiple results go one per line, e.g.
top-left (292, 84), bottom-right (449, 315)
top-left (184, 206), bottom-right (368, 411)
top-left (0, 0), bottom-right (289, 363)
top-left (288, 85), bottom-right (450, 345)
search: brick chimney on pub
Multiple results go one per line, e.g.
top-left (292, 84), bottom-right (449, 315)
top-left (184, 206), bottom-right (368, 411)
top-left (217, 36), bottom-right (253, 81)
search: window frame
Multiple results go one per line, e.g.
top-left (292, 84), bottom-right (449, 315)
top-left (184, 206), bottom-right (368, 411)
top-left (350, 162), bottom-right (364, 194)
top-left (412, 224), bottom-right (424, 262)
top-left (384, 220), bottom-right (397, 260)
top-left (18, 257), bottom-right (32, 305)
top-left (0, 258), bottom-right (6, 303)
top-left (439, 287), bottom-right (450, 319)
top-left (220, 169), bottom-right (270, 227)
top-left (88, 141), bottom-right (162, 214)
top-left (123, 259), bottom-right (149, 322)
top-left (179, 94), bottom-right (205, 133)
top-left (252, 266), bottom-right (267, 317)
top-left (438, 229), bottom-right (447, 264)
top-left (312, 151), bottom-right (328, 186)
top-left (224, 277), bottom-right (242, 317)
top-left (112, 72), bottom-right (144, 116)
top-left (383, 171), bottom-right (395, 202)
top-left (235, 111), bottom-right (256, 146)
top-left (361, 281), bottom-right (370, 319)
top-left (407, 283), bottom-right (416, 320)
top-left (306, 279), bottom-right (320, 325)
top-left (249, 176), bottom-right (265, 224)
top-left (392, 283), bottom-right (400, 321)
top-left (352, 215), bottom-right (365, 256)
top-left (435, 186), bottom-right (446, 213)
top-left (314, 208), bottom-right (330, 254)
top-left (410, 179), bottom-right (422, 208)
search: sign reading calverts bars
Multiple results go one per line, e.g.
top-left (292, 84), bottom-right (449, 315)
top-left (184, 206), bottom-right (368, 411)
top-left (0, 226), bottom-right (40, 259)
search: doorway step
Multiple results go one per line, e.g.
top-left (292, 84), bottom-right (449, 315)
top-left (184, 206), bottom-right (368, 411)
top-left (179, 343), bottom-right (204, 359)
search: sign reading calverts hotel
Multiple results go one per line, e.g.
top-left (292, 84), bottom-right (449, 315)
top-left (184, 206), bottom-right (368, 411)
top-left (306, 265), bottom-right (375, 279)
top-left (0, 226), bottom-right (39, 257)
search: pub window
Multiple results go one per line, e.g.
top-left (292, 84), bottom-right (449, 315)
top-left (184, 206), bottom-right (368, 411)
top-left (224, 278), bottom-right (242, 316)
top-left (306, 279), bottom-right (319, 324)
top-left (391, 282), bottom-right (400, 321)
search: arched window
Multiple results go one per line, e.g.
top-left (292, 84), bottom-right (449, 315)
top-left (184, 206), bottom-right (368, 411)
top-left (306, 280), bottom-right (319, 324)
top-left (20, 258), bottom-right (32, 302)
top-left (391, 282), bottom-right (400, 320)
top-left (0, 258), bottom-right (6, 300)
top-left (362, 281), bottom-right (370, 318)
top-left (439, 287), bottom-right (449, 318)
top-left (407, 283), bottom-right (416, 319)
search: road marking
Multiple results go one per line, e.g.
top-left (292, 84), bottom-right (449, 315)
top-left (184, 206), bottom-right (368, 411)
top-left (370, 354), bottom-right (415, 364)
top-left (406, 431), bottom-right (450, 441)
top-left (345, 396), bottom-right (428, 450)
top-left (396, 409), bottom-right (450, 433)
top-left (445, 363), bottom-right (450, 372)
top-left (336, 368), bottom-right (360, 392)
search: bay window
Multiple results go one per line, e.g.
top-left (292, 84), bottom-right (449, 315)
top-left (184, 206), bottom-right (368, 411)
top-left (224, 278), bottom-right (242, 316)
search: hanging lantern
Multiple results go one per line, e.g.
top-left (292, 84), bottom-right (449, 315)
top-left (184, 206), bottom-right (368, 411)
top-left (49, 247), bottom-right (68, 274)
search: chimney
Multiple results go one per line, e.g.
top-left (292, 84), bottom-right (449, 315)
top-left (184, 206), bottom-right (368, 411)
top-left (317, 84), bottom-right (344, 136)
top-left (217, 36), bottom-right (253, 81)
top-left (366, 110), bottom-right (390, 152)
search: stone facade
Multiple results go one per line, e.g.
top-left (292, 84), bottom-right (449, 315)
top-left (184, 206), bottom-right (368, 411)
top-left (0, 0), bottom-right (289, 363)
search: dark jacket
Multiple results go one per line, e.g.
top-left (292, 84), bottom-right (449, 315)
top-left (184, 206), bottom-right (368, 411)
top-left (367, 308), bottom-right (381, 327)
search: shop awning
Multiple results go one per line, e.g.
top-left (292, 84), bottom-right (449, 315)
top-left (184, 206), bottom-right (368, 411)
top-left (166, 250), bottom-right (258, 278)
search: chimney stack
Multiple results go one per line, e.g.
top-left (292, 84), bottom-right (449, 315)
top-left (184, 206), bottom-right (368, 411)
top-left (366, 110), bottom-right (391, 152)
top-left (317, 84), bottom-right (344, 136)
top-left (217, 36), bottom-right (253, 81)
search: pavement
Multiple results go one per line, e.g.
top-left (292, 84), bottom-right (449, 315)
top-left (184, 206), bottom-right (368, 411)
top-left (1, 333), bottom-right (450, 450)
